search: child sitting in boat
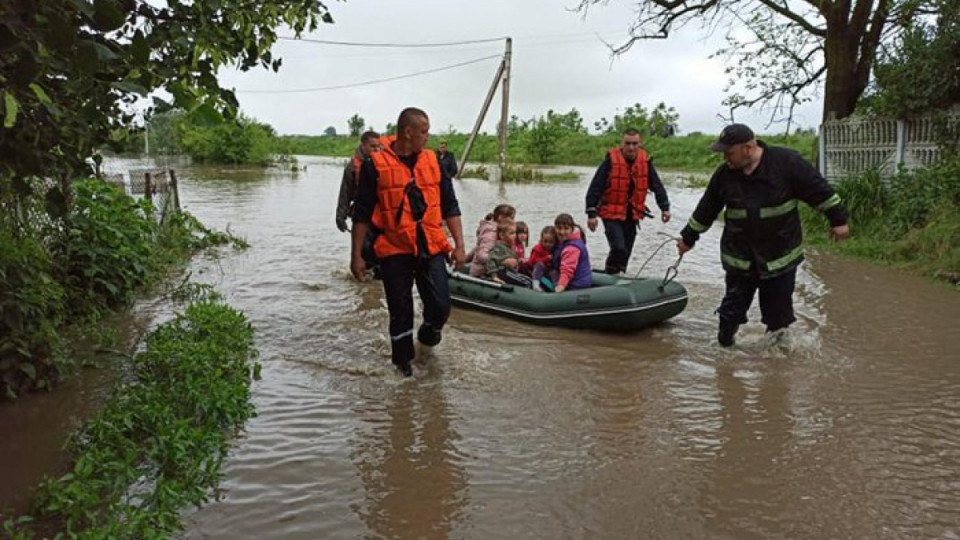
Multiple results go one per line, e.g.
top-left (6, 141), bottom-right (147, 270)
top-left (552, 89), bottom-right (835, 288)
top-left (552, 213), bottom-right (592, 293)
top-left (514, 221), bottom-right (529, 262)
top-left (467, 203), bottom-right (516, 277)
top-left (485, 219), bottom-right (534, 288)
top-left (522, 225), bottom-right (557, 289)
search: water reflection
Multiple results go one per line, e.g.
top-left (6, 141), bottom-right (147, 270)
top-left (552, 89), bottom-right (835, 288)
top-left (703, 364), bottom-right (793, 538)
top-left (351, 378), bottom-right (467, 539)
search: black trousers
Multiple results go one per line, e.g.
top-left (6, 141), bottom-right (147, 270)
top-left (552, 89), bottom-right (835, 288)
top-left (602, 219), bottom-right (638, 274)
top-left (380, 253), bottom-right (451, 366)
top-left (717, 267), bottom-right (797, 331)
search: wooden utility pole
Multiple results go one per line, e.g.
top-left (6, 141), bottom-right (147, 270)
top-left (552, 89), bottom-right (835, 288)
top-left (498, 38), bottom-right (512, 176)
top-left (458, 58), bottom-right (504, 177)
top-left (458, 38), bottom-right (512, 180)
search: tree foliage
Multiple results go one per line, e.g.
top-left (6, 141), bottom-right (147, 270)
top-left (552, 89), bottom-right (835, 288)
top-left (594, 102), bottom-right (679, 136)
top-left (177, 112), bottom-right (279, 165)
top-left (867, 0), bottom-right (960, 117)
top-left (0, 0), bottom-right (331, 197)
top-left (576, 0), bottom-right (926, 123)
top-left (347, 113), bottom-right (365, 137)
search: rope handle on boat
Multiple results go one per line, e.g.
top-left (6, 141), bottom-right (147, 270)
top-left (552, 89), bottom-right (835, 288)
top-left (632, 232), bottom-right (685, 291)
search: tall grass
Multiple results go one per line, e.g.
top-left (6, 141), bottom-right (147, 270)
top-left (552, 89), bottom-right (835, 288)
top-left (802, 157), bottom-right (960, 281)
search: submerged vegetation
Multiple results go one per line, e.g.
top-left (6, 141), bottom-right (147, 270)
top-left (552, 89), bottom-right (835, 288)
top-left (802, 157), bottom-right (960, 283)
top-left (462, 164), bottom-right (579, 182)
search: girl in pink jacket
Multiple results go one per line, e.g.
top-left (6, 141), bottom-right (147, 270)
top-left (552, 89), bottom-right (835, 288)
top-left (467, 203), bottom-right (516, 277)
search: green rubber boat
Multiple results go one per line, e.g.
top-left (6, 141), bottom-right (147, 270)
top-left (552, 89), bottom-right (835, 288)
top-left (449, 271), bottom-right (687, 332)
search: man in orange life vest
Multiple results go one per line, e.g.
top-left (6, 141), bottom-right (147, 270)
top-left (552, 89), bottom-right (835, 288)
top-left (335, 130), bottom-right (381, 233)
top-left (350, 108), bottom-right (466, 377)
top-left (585, 128), bottom-right (672, 274)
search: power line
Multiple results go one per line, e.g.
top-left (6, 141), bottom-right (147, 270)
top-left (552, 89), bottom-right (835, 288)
top-left (236, 54), bottom-right (503, 94)
top-left (277, 36), bottom-right (507, 48)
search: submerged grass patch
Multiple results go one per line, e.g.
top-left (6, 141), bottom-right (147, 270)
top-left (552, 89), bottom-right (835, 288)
top-left (3, 300), bottom-right (258, 539)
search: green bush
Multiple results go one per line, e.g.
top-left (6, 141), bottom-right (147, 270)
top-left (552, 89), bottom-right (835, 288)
top-left (803, 156), bottom-right (960, 279)
top-left (6, 300), bottom-right (257, 539)
top-left (178, 114), bottom-right (279, 166)
top-left (1, 178), bottom-right (248, 399)
top-left (54, 180), bottom-right (158, 312)
top-left (0, 221), bottom-right (67, 398)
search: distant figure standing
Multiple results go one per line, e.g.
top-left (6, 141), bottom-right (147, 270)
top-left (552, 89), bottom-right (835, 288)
top-left (585, 128), bottom-right (671, 275)
top-left (350, 108), bottom-right (466, 377)
top-left (677, 124), bottom-right (850, 346)
top-left (437, 140), bottom-right (458, 179)
top-left (335, 130), bottom-right (381, 232)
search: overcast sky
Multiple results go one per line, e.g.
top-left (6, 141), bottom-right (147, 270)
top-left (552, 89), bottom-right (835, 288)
top-left (218, 0), bottom-right (824, 137)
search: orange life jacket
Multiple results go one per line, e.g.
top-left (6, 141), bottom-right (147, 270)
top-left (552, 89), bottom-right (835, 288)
top-left (352, 154), bottom-right (363, 183)
top-left (598, 147), bottom-right (649, 221)
top-left (370, 136), bottom-right (452, 258)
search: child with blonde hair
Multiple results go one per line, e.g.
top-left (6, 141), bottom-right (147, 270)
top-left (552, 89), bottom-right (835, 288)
top-left (485, 219), bottom-right (533, 288)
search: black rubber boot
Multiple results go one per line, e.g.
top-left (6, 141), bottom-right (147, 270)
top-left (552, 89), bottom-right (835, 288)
top-left (718, 319), bottom-right (740, 347)
top-left (417, 323), bottom-right (442, 347)
top-left (394, 360), bottom-right (413, 377)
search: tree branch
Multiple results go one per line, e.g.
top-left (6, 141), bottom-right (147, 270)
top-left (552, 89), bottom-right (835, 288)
top-left (754, 0), bottom-right (827, 36)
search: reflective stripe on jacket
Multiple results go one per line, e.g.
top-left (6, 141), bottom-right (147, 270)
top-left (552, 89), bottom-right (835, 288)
top-left (370, 136), bottom-right (452, 258)
top-left (598, 147), bottom-right (649, 221)
top-left (680, 143), bottom-right (847, 278)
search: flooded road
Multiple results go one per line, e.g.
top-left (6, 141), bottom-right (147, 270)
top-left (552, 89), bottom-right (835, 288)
top-left (4, 155), bottom-right (957, 538)
top-left (168, 157), bottom-right (959, 539)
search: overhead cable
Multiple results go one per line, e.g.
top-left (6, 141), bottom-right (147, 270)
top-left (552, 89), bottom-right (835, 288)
top-left (236, 54), bottom-right (503, 94)
top-left (277, 36), bottom-right (507, 48)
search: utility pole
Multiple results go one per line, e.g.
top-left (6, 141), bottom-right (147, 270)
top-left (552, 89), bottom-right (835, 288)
top-left (458, 58), bottom-right (504, 178)
top-left (458, 37), bottom-right (512, 180)
top-left (498, 38), bottom-right (512, 176)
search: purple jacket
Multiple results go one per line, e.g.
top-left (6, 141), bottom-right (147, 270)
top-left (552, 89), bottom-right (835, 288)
top-left (553, 229), bottom-right (592, 290)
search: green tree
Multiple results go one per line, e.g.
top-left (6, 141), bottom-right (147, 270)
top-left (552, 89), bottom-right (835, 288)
top-left (867, 0), bottom-right (960, 117)
top-left (523, 108), bottom-right (588, 163)
top-left (178, 113), bottom-right (278, 165)
top-left (0, 0), bottom-right (332, 204)
top-left (575, 0), bottom-right (924, 122)
top-left (323, 126), bottom-right (337, 136)
top-left (347, 113), bottom-right (365, 137)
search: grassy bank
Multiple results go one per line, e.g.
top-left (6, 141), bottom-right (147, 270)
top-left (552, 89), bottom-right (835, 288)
top-left (280, 132), bottom-right (818, 171)
top-left (801, 157), bottom-right (960, 283)
top-left (3, 297), bottom-right (258, 539)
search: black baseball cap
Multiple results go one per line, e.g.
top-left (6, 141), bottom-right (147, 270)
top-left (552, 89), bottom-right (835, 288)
top-left (709, 124), bottom-right (755, 152)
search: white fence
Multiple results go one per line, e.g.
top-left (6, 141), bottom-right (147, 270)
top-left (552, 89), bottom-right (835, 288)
top-left (818, 109), bottom-right (960, 182)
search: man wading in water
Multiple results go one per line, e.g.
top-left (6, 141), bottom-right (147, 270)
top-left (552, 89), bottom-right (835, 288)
top-left (677, 124), bottom-right (850, 346)
top-left (350, 107), bottom-right (466, 376)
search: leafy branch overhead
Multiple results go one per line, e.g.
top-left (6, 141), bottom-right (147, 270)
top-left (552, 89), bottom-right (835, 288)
top-left (576, 0), bottom-right (940, 125)
top-left (0, 0), bottom-right (333, 188)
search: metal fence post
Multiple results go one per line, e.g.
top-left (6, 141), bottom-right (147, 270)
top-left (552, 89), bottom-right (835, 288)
top-left (168, 169), bottom-right (181, 211)
top-left (818, 124), bottom-right (827, 180)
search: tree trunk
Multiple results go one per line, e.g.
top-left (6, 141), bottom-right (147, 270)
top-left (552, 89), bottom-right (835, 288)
top-left (822, 24), bottom-right (864, 120)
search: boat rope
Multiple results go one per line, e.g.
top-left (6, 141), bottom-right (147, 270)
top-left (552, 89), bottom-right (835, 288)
top-left (633, 232), bottom-right (685, 291)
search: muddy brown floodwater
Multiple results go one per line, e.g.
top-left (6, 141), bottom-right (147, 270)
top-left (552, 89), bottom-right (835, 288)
top-left (3, 156), bottom-right (958, 539)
